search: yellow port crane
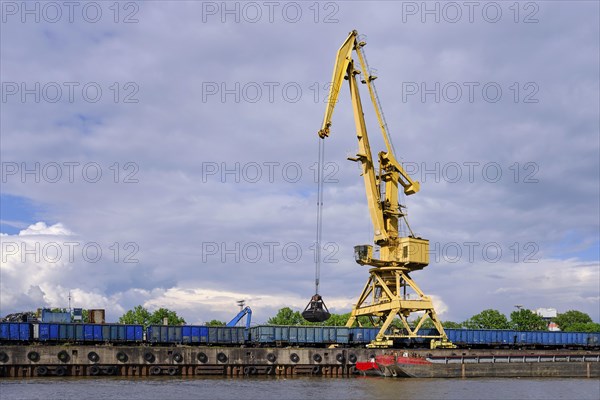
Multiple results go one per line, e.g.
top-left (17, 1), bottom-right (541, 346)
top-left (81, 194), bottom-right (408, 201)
top-left (317, 30), bottom-right (454, 349)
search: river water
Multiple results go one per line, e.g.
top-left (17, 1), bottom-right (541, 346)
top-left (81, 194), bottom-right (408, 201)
top-left (1, 377), bottom-right (599, 400)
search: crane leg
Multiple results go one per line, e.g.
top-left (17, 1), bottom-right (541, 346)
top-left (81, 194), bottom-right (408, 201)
top-left (345, 266), bottom-right (454, 348)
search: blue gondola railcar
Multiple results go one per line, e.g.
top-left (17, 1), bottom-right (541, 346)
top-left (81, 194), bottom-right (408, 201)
top-left (207, 326), bottom-right (247, 344)
top-left (182, 326), bottom-right (209, 344)
top-left (147, 325), bottom-right (183, 344)
top-left (102, 324), bottom-right (143, 342)
top-left (586, 332), bottom-right (600, 347)
top-left (443, 328), bottom-right (600, 349)
top-left (249, 325), bottom-right (289, 345)
top-left (147, 325), bottom-right (243, 345)
top-left (349, 327), bottom-right (378, 344)
top-left (34, 323), bottom-right (143, 343)
top-left (326, 327), bottom-right (350, 344)
top-left (249, 326), bottom-right (349, 346)
top-left (0, 322), bottom-right (31, 342)
top-left (37, 323), bottom-right (76, 341)
top-left (288, 327), bottom-right (312, 345)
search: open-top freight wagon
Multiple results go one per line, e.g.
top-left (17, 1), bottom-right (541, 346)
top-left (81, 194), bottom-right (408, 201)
top-left (1, 322), bottom-right (598, 349)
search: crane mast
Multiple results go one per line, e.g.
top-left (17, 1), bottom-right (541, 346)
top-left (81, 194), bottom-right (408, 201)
top-left (318, 30), bottom-right (454, 348)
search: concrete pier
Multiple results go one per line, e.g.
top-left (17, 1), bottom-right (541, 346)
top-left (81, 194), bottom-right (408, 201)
top-left (0, 346), bottom-right (372, 378)
top-left (1, 346), bottom-right (598, 378)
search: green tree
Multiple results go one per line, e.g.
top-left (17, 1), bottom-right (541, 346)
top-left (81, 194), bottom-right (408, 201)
top-left (411, 315), bottom-right (435, 329)
top-left (81, 309), bottom-right (89, 323)
top-left (118, 305), bottom-right (185, 328)
top-left (409, 317), bottom-right (461, 330)
top-left (553, 310), bottom-right (593, 331)
top-left (206, 319), bottom-right (226, 326)
top-left (119, 305), bottom-right (152, 327)
top-left (355, 317), bottom-right (375, 327)
top-left (343, 316), bottom-right (375, 327)
top-left (564, 322), bottom-right (600, 332)
top-left (510, 309), bottom-right (547, 331)
top-left (324, 313), bottom-right (351, 326)
top-left (149, 307), bottom-right (186, 326)
top-left (267, 307), bottom-right (304, 325)
top-left (442, 321), bottom-right (462, 329)
top-left (463, 309), bottom-right (510, 329)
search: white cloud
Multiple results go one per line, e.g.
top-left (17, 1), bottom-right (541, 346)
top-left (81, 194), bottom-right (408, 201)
top-left (1, 2), bottom-right (598, 324)
top-left (18, 222), bottom-right (73, 236)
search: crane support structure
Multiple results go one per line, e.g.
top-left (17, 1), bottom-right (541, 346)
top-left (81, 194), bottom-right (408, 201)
top-left (318, 30), bottom-right (454, 349)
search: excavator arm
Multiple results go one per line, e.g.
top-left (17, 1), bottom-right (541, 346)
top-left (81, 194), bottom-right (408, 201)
top-left (226, 306), bottom-right (252, 330)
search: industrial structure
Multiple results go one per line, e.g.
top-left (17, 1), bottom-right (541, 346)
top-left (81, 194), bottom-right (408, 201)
top-left (311, 30), bottom-right (453, 348)
top-left (1, 320), bottom-right (598, 378)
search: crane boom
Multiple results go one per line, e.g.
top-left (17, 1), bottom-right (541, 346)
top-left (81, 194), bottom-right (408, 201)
top-left (318, 30), bottom-right (421, 247)
top-left (316, 30), bottom-right (454, 349)
top-left (318, 31), bottom-right (356, 139)
top-left (226, 306), bottom-right (252, 330)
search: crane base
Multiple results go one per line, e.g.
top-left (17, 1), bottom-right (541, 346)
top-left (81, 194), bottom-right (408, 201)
top-left (430, 339), bottom-right (457, 349)
top-left (367, 339), bottom-right (394, 349)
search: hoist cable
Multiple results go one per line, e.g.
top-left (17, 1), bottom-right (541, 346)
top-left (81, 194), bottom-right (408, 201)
top-left (314, 138), bottom-right (326, 294)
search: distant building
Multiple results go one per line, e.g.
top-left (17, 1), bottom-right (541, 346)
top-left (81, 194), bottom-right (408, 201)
top-left (547, 322), bottom-right (560, 331)
top-left (535, 308), bottom-right (557, 319)
top-left (535, 308), bottom-right (560, 331)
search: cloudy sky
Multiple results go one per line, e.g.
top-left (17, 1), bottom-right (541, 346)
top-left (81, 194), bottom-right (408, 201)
top-left (1, 1), bottom-right (598, 325)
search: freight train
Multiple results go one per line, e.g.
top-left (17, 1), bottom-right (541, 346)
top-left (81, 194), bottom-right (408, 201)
top-left (1, 322), bottom-right (599, 349)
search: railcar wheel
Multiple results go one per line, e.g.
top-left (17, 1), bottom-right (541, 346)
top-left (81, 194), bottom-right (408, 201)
top-left (266, 353), bottom-right (276, 363)
top-left (57, 351), bottom-right (69, 363)
top-left (348, 354), bottom-right (357, 364)
top-left (116, 352), bottom-right (128, 363)
top-left (197, 352), bottom-right (208, 363)
top-left (290, 353), bottom-right (300, 363)
top-left (217, 352), bottom-right (228, 363)
top-left (335, 353), bottom-right (345, 363)
top-left (172, 353), bottom-right (183, 363)
top-left (88, 351), bottom-right (100, 363)
top-left (36, 366), bottom-right (48, 376)
top-left (27, 351), bottom-right (40, 362)
top-left (312, 354), bottom-right (322, 363)
top-left (55, 366), bottom-right (67, 376)
top-left (144, 352), bottom-right (155, 363)
top-left (167, 367), bottom-right (178, 376)
top-left (0, 352), bottom-right (8, 363)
